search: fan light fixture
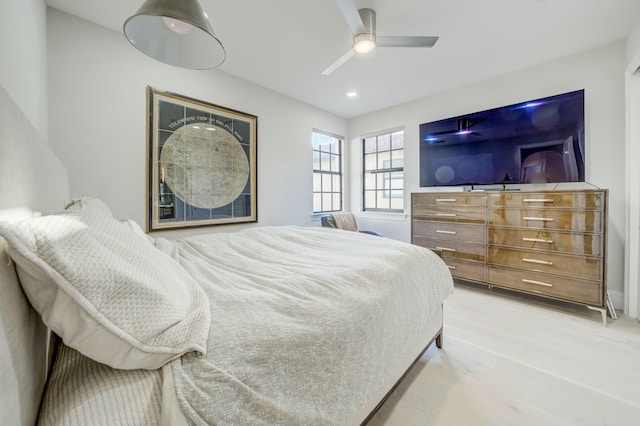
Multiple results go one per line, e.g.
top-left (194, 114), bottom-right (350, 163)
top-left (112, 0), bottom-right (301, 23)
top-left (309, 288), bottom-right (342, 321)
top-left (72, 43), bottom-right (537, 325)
top-left (354, 33), bottom-right (376, 54)
top-left (123, 0), bottom-right (226, 70)
top-left (353, 8), bottom-right (376, 54)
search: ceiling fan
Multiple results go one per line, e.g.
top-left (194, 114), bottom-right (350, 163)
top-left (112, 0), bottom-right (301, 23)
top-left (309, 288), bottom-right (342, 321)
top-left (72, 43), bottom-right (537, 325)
top-left (322, 0), bottom-right (439, 75)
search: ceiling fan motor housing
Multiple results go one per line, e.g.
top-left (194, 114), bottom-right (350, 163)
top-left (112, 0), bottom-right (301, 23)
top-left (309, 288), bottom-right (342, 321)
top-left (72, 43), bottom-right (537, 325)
top-left (358, 8), bottom-right (376, 35)
top-left (354, 8), bottom-right (376, 53)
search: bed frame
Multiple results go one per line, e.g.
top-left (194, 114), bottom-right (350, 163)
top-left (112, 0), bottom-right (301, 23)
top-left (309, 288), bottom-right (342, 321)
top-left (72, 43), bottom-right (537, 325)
top-left (0, 83), bottom-right (444, 425)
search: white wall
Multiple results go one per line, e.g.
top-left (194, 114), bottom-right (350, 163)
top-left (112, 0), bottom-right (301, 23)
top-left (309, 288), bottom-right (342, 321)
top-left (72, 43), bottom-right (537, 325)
top-left (0, 0), bottom-right (48, 137)
top-left (47, 8), bottom-right (346, 237)
top-left (624, 16), bottom-right (640, 317)
top-left (627, 17), bottom-right (640, 63)
top-left (348, 41), bottom-right (628, 304)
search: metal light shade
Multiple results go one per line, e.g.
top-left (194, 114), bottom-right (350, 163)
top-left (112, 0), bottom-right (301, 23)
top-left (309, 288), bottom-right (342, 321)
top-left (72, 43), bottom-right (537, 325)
top-left (123, 0), bottom-right (226, 69)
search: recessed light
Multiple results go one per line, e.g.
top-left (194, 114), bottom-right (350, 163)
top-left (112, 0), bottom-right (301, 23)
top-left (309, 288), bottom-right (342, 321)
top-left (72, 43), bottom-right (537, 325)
top-left (347, 92), bottom-right (357, 98)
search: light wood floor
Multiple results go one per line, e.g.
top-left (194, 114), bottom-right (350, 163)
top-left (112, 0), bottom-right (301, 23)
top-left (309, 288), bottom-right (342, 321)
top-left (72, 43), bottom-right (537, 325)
top-left (368, 282), bottom-right (640, 425)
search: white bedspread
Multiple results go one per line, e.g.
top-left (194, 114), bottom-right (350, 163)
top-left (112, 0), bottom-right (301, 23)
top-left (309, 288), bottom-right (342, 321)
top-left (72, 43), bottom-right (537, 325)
top-left (157, 226), bottom-right (453, 425)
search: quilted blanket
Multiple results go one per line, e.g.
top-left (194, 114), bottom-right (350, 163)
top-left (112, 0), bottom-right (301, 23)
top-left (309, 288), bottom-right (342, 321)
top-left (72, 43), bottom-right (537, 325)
top-left (157, 226), bottom-right (453, 425)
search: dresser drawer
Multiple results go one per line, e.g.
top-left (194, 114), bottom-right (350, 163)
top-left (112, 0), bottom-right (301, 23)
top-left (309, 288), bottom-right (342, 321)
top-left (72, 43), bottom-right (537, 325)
top-left (442, 258), bottom-right (486, 282)
top-left (488, 227), bottom-right (602, 257)
top-left (413, 192), bottom-right (486, 207)
top-left (488, 266), bottom-right (603, 306)
top-left (413, 237), bottom-right (485, 262)
top-left (488, 191), bottom-right (604, 209)
top-left (413, 206), bottom-right (486, 224)
top-left (488, 247), bottom-right (602, 281)
top-left (413, 221), bottom-right (486, 244)
top-left (488, 208), bottom-right (602, 232)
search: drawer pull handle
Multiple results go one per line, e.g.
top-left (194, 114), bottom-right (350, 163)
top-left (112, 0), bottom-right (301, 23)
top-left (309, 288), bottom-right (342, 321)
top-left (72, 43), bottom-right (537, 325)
top-left (436, 198), bottom-right (457, 202)
top-left (436, 246), bottom-right (457, 252)
top-left (436, 230), bottom-right (457, 235)
top-left (523, 237), bottom-right (554, 244)
top-left (436, 213), bottom-right (457, 217)
top-left (523, 199), bottom-right (554, 203)
top-left (522, 278), bottom-right (553, 287)
top-left (522, 258), bottom-right (553, 266)
top-left (447, 265), bottom-right (456, 270)
top-left (523, 216), bottom-right (554, 222)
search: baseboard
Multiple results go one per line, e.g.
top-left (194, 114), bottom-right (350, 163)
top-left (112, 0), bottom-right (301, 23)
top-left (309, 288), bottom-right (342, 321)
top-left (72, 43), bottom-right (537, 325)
top-left (608, 290), bottom-right (624, 310)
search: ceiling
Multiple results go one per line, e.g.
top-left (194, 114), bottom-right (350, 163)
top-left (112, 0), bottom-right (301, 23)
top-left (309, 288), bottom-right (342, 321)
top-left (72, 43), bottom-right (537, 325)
top-left (46, 0), bottom-right (640, 119)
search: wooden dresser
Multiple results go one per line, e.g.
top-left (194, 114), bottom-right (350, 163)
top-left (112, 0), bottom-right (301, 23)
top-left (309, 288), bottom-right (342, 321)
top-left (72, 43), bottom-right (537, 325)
top-left (412, 189), bottom-right (608, 323)
top-left (411, 193), bottom-right (487, 283)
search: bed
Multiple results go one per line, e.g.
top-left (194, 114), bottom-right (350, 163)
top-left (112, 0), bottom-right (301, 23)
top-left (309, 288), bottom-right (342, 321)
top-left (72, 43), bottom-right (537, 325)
top-left (0, 84), bottom-right (454, 426)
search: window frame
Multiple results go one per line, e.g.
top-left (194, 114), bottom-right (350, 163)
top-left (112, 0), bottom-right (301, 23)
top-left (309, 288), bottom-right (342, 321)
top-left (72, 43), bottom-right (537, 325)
top-left (362, 126), bottom-right (405, 213)
top-left (312, 129), bottom-right (344, 214)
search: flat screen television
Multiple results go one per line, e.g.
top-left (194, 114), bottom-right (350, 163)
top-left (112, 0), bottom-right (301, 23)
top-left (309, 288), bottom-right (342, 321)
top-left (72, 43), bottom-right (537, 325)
top-left (419, 90), bottom-right (585, 188)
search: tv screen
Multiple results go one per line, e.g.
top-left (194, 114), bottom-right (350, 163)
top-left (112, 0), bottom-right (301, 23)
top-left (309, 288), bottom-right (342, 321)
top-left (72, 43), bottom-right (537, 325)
top-left (419, 90), bottom-right (585, 187)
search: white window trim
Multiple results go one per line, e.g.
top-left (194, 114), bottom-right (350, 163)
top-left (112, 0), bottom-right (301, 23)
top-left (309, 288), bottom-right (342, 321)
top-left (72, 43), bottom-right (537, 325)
top-left (312, 128), bottom-right (345, 214)
top-left (362, 125), bottom-right (405, 213)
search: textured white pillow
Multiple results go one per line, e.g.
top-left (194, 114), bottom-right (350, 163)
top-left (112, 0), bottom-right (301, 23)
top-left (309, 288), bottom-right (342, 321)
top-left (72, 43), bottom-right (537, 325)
top-left (0, 211), bottom-right (210, 370)
top-left (120, 217), bottom-right (155, 245)
top-left (65, 196), bottom-right (113, 217)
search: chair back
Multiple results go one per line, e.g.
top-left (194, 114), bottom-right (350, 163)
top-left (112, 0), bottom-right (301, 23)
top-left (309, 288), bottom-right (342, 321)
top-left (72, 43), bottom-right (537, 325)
top-left (320, 215), bottom-right (337, 228)
top-left (321, 212), bottom-right (359, 232)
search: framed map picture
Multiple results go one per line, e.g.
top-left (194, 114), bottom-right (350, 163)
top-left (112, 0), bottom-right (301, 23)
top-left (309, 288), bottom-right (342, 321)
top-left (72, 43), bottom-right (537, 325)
top-left (146, 87), bottom-right (257, 232)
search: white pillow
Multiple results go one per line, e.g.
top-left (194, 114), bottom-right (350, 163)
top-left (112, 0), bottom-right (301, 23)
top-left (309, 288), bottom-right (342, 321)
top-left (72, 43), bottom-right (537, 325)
top-left (120, 217), bottom-right (155, 245)
top-left (65, 196), bottom-right (113, 217)
top-left (0, 210), bottom-right (210, 370)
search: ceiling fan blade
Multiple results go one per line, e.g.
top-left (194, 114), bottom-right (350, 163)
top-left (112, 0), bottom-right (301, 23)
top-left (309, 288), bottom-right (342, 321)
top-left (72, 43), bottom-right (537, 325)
top-left (377, 35), bottom-right (439, 48)
top-left (335, 0), bottom-right (365, 35)
top-left (321, 48), bottom-right (356, 75)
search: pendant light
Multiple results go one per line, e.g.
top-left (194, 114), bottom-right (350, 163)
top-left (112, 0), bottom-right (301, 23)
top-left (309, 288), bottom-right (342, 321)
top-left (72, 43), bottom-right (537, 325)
top-left (123, 0), bottom-right (226, 70)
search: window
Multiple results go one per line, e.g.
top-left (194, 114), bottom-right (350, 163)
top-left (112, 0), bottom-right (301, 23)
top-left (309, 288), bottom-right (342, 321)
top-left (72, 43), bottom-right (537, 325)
top-left (363, 127), bottom-right (404, 212)
top-left (313, 129), bottom-right (343, 213)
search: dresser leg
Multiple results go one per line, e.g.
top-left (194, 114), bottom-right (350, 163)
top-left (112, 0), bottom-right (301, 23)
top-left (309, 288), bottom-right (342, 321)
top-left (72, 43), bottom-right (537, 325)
top-left (606, 292), bottom-right (618, 320)
top-left (587, 305), bottom-right (607, 327)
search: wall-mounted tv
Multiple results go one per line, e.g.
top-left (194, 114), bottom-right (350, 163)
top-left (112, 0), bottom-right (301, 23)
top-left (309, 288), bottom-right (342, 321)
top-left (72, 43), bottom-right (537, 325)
top-left (419, 90), bottom-right (585, 188)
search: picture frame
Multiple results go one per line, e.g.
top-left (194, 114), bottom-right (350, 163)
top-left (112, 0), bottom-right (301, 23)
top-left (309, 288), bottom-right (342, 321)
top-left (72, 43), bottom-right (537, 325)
top-left (146, 87), bottom-right (257, 232)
